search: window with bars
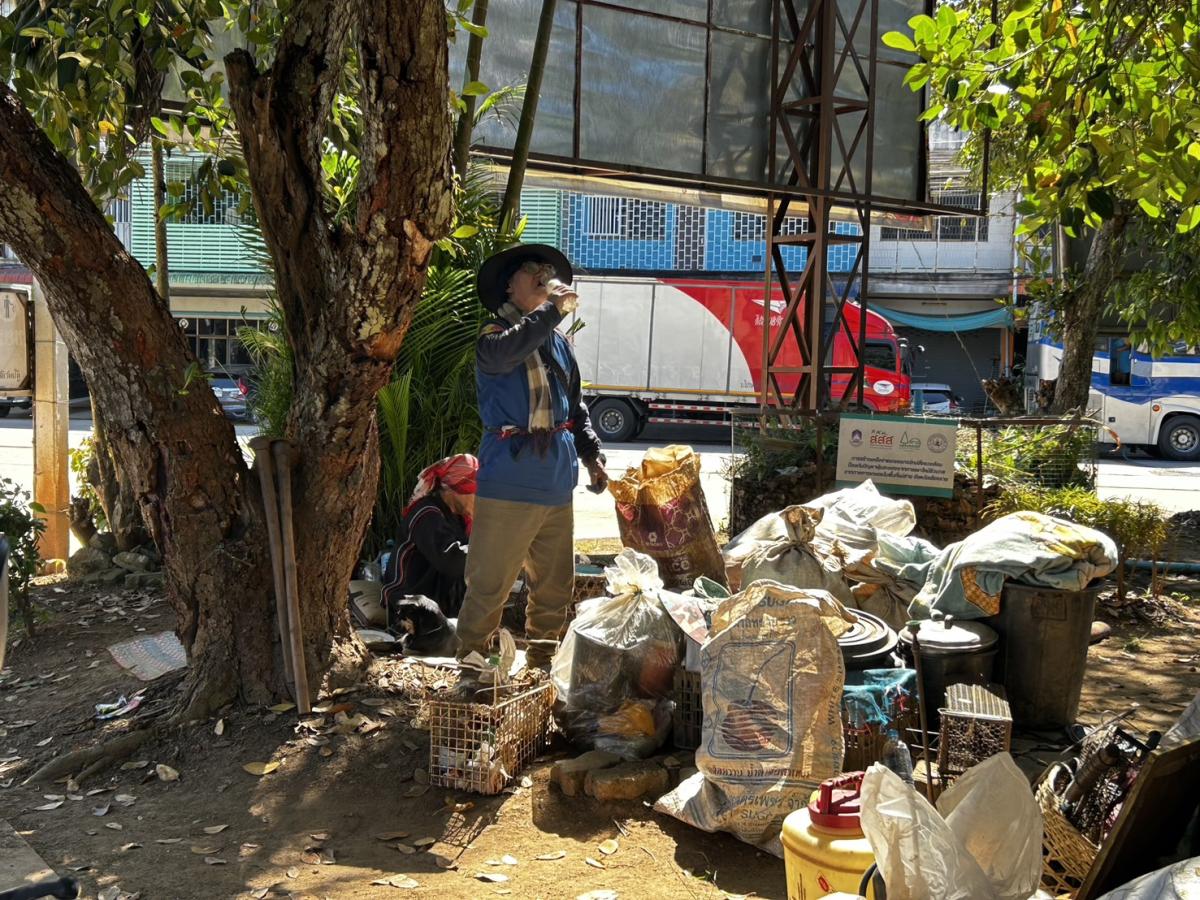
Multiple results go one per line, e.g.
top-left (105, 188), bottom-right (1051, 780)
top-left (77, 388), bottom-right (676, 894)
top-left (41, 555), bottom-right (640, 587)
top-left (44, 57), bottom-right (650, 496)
top-left (879, 191), bottom-right (987, 242)
top-left (165, 161), bottom-right (241, 226)
top-left (732, 213), bottom-right (809, 241)
top-left (584, 196), bottom-right (667, 240)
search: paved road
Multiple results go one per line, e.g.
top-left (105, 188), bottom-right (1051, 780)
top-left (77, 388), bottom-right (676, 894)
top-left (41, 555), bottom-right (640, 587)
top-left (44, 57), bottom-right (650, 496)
top-left (3, 413), bottom-right (1194, 555)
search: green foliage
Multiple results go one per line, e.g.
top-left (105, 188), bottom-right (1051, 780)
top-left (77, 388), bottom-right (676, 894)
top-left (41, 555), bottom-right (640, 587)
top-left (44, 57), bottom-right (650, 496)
top-left (0, 0), bottom-right (228, 201)
top-left (68, 437), bottom-right (107, 531)
top-left (987, 485), bottom-right (1167, 563)
top-left (961, 423), bottom-right (1096, 488)
top-left (725, 423), bottom-right (839, 484)
top-left (0, 476), bottom-right (45, 608)
top-left (890, 2), bottom-right (1200, 352)
top-left (237, 299), bottom-right (292, 437)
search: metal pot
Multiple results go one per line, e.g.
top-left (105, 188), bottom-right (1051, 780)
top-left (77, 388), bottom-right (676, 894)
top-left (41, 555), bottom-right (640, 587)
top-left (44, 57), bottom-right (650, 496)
top-left (898, 616), bottom-right (999, 717)
top-left (839, 609), bottom-right (900, 671)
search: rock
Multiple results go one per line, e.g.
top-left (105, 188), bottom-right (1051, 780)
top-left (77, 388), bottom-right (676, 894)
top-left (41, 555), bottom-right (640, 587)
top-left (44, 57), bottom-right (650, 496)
top-left (1089, 620), bottom-right (1112, 645)
top-left (83, 568), bottom-right (127, 585)
top-left (68, 546), bottom-right (113, 578)
top-left (113, 551), bottom-right (153, 573)
top-left (134, 543), bottom-right (161, 564)
top-left (125, 572), bottom-right (165, 591)
top-left (552, 750), bottom-right (620, 797)
top-left (585, 760), bottom-right (668, 802)
top-left (88, 532), bottom-right (119, 555)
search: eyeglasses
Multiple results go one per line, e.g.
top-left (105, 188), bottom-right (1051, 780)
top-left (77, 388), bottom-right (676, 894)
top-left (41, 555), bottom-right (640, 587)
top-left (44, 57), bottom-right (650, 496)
top-left (517, 260), bottom-right (557, 279)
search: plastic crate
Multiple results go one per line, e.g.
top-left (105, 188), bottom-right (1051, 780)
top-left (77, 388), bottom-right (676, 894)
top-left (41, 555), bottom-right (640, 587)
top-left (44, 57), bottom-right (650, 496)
top-left (672, 669), bottom-right (703, 750)
top-left (428, 681), bottom-right (554, 795)
top-left (937, 683), bottom-right (1012, 779)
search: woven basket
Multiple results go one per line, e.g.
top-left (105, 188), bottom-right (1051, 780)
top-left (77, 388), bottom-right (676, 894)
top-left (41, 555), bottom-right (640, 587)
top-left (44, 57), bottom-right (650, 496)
top-left (1037, 767), bottom-right (1099, 897)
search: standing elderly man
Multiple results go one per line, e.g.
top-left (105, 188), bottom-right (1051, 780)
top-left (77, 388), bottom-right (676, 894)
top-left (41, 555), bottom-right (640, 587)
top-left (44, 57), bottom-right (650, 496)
top-left (456, 243), bottom-right (607, 670)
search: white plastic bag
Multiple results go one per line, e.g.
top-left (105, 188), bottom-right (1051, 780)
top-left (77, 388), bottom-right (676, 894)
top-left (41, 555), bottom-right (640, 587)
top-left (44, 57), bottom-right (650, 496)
top-left (860, 754), bottom-right (1043, 900)
top-left (550, 549), bottom-right (682, 758)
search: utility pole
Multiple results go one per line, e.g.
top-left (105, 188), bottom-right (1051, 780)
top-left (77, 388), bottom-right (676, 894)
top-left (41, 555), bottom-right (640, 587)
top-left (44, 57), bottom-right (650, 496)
top-left (31, 280), bottom-right (70, 562)
top-left (453, 0), bottom-right (490, 178)
top-left (499, 0), bottom-right (556, 232)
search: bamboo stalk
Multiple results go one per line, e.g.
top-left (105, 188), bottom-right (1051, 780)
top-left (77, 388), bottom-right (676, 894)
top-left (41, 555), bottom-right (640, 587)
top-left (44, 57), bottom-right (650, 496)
top-left (249, 436), bottom-right (296, 698)
top-left (272, 439), bottom-right (311, 714)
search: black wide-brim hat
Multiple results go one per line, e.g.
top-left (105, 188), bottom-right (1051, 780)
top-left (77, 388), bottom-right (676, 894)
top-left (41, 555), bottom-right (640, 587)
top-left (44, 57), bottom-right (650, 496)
top-left (477, 243), bottom-right (574, 312)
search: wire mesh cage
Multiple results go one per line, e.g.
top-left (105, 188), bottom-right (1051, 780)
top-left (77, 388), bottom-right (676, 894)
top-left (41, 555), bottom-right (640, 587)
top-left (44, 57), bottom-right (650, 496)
top-left (937, 683), bottom-right (1013, 780)
top-left (428, 681), bottom-right (554, 795)
top-left (842, 707), bottom-right (921, 773)
top-left (672, 668), bottom-right (703, 750)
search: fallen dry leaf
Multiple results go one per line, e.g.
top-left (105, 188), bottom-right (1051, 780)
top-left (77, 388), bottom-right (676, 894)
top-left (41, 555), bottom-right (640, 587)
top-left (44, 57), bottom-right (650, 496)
top-left (520, 776), bottom-right (533, 788)
top-left (66, 777), bottom-right (80, 793)
top-left (286, 867), bottom-right (299, 879)
top-left (301, 846), bottom-right (335, 866)
top-left (585, 857), bottom-right (605, 869)
top-left (86, 787), bottom-right (112, 796)
top-left (536, 850), bottom-right (566, 861)
top-left (433, 854), bottom-right (456, 869)
top-left (577, 892), bottom-right (619, 900)
top-left (155, 838), bottom-right (183, 844)
top-left (249, 890), bottom-right (269, 899)
top-left (239, 843), bottom-right (261, 858)
top-left (114, 794), bottom-right (136, 806)
top-left (374, 831), bottom-right (410, 841)
top-left (474, 872), bottom-right (509, 883)
top-left (36, 737), bottom-right (53, 747)
top-left (394, 843), bottom-right (416, 855)
top-left (371, 876), bottom-right (420, 889)
top-left (104, 822), bottom-right (123, 831)
top-left (43, 794), bottom-right (65, 801)
top-left (412, 769), bottom-right (429, 785)
top-left (98, 887), bottom-right (121, 900)
top-left (121, 760), bottom-right (149, 771)
top-left (269, 702), bottom-right (296, 714)
top-left (156, 764), bottom-right (180, 782)
top-left (319, 746), bottom-right (334, 758)
top-left (119, 842), bottom-right (142, 852)
top-left (309, 832), bottom-right (330, 842)
top-left (191, 846), bottom-right (221, 855)
top-left (361, 698), bottom-right (388, 707)
top-left (214, 719), bottom-right (225, 736)
top-left (204, 857), bottom-right (227, 866)
top-left (203, 824), bottom-right (229, 835)
top-left (412, 837), bottom-right (436, 849)
top-left (598, 838), bottom-right (619, 856)
top-left (486, 855), bottom-right (519, 866)
top-left (33, 800), bottom-right (64, 811)
top-left (402, 785), bottom-right (428, 799)
top-left (242, 761), bottom-right (280, 776)
top-left (93, 804), bottom-right (110, 817)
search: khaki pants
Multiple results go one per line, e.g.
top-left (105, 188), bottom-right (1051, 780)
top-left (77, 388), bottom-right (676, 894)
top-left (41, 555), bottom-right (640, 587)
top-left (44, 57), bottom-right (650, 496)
top-left (456, 497), bottom-right (574, 667)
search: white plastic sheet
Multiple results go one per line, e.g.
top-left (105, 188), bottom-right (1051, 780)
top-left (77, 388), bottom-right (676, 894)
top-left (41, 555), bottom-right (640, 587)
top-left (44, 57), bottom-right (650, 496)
top-left (860, 754), bottom-right (1042, 900)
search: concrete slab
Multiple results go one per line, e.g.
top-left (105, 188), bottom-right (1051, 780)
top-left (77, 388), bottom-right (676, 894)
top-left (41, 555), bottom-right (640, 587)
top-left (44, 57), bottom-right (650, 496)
top-left (0, 818), bottom-right (57, 893)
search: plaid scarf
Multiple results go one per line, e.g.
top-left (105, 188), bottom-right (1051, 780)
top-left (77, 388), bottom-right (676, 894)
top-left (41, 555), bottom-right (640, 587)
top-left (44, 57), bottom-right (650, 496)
top-left (484, 302), bottom-right (562, 455)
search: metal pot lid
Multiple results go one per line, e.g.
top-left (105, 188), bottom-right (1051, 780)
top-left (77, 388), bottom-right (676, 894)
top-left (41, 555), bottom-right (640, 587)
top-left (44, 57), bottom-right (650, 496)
top-left (838, 609), bottom-right (899, 660)
top-left (899, 617), bottom-right (998, 654)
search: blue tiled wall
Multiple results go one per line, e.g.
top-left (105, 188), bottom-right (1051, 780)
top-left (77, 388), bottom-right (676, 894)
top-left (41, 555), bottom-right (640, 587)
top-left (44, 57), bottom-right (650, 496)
top-left (564, 194), bottom-right (676, 271)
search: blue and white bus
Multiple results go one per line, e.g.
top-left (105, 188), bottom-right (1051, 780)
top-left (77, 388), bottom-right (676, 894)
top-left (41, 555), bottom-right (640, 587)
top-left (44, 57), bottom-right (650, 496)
top-left (1029, 329), bottom-right (1200, 460)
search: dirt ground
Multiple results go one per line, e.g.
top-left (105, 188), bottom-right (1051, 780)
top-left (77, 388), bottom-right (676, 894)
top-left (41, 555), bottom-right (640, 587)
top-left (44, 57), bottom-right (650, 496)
top-left (2, 573), bottom-right (1198, 900)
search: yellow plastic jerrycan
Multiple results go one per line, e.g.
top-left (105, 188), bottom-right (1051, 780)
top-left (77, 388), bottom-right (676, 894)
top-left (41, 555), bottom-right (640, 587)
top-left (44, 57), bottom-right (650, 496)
top-left (781, 772), bottom-right (878, 900)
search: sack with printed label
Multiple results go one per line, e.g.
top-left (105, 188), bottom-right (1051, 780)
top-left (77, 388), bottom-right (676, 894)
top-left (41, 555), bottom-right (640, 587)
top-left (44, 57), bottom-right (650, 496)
top-left (655, 580), bottom-right (854, 851)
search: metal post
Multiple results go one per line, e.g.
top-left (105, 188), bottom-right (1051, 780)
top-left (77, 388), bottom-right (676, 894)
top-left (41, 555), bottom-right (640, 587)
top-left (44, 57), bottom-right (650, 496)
top-left (31, 280), bottom-right (70, 562)
top-left (975, 423), bottom-right (984, 514)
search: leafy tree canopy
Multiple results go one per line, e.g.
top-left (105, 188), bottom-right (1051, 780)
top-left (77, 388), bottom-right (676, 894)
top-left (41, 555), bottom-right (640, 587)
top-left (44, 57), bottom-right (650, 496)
top-left (887, 0), bottom-right (1200, 349)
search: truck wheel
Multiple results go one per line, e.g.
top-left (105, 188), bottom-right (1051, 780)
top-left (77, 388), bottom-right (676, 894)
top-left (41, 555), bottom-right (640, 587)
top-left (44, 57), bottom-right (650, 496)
top-left (1157, 416), bottom-right (1200, 461)
top-left (590, 398), bottom-right (637, 443)
top-left (0, 405), bottom-right (9, 418)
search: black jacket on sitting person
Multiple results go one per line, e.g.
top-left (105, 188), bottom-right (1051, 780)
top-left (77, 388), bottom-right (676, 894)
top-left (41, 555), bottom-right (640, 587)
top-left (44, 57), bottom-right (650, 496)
top-left (381, 494), bottom-right (469, 618)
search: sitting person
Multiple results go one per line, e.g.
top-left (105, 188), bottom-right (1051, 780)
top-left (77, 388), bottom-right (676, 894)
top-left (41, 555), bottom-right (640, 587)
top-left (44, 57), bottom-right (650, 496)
top-left (382, 454), bottom-right (477, 619)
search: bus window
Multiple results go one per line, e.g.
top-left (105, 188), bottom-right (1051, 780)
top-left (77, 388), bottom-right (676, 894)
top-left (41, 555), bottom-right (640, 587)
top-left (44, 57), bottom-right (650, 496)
top-left (864, 339), bottom-right (898, 373)
top-left (1109, 337), bottom-right (1132, 386)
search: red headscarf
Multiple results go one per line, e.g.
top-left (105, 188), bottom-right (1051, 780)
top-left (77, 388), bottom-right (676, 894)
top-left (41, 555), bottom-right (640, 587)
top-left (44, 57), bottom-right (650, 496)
top-left (403, 454), bottom-right (479, 522)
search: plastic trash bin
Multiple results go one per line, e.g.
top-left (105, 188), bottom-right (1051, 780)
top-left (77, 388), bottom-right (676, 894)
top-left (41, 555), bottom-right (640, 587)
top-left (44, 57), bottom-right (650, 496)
top-left (986, 583), bottom-right (1099, 730)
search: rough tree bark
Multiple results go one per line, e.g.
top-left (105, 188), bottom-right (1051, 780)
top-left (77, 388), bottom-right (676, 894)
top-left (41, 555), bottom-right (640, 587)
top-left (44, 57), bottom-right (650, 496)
top-left (1051, 211), bottom-right (1130, 414)
top-left (0, 0), bottom-right (452, 716)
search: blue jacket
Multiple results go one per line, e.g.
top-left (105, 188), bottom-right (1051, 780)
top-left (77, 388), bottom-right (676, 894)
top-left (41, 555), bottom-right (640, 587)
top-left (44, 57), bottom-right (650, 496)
top-left (475, 301), bottom-right (602, 506)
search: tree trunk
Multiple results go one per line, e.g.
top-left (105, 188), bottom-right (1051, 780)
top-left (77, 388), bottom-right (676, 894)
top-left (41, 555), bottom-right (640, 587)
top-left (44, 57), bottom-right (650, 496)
top-left (224, 0), bottom-right (453, 694)
top-left (453, 0), bottom-right (490, 178)
top-left (0, 87), bottom-right (277, 717)
top-left (0, 0), bottom-right (452, 715)
top-left (1051, 212), bottom-right (1129, 414)
top-left (499, 0), bottom-right (557, 230)
top-left (87, 395), bottom-right (151, 552)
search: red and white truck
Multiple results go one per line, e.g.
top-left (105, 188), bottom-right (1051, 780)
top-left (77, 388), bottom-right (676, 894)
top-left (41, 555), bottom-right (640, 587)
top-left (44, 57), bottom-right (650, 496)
top-left (567, 276), bottom-right (912, 442)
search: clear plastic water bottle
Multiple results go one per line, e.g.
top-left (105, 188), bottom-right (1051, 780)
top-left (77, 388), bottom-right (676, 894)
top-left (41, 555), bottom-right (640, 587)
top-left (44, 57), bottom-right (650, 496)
top-left (881, 729), bottom-right (915, 785)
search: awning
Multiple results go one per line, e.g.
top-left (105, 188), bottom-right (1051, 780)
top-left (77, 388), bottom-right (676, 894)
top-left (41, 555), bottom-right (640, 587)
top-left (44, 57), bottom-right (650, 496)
top-left (872, 305), bottom-right (1013, 332)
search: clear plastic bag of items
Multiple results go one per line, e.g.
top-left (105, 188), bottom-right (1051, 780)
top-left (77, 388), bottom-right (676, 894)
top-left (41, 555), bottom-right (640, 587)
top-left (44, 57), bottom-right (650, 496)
top-left (550, 550), bottom-right (684, 759)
